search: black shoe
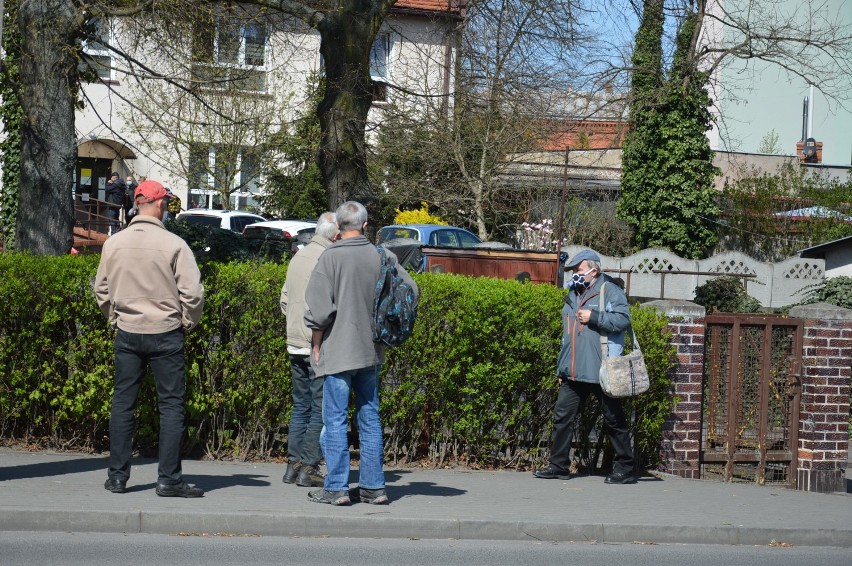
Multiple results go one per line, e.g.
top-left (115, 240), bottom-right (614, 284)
top-left (156, 481), bottom-right (204, 498)
top-left (351, 487), bottom-right (389, 505)
top-left (282, 461), bottom-right (301, 484)
top-left (604, 471), bottom-right (637, 484)
top-left (308, 488), bottom-right (351, 506)
top-left (296, 465), bottom-right (324, 487)
top-left (533, 465), bottom-right (571, 480)
top-left (104, 478), bottom-right (127, 494)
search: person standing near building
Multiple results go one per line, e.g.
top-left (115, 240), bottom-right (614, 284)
top-left (94, 180), bottom-right (205, 498)
top-left (533, 249), bottom-right (637, 484)
top-left (104, 172), bottom-right (126, 233)
top-left (124, 175), bottom-right (138, 224)
top-left (303, 201), bottom-right (418, 506)
top-left (280, 211), bottom-right (338, 488)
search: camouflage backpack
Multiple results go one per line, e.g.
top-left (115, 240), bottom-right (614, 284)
top-left (372, 247), bottom-right (418, 347)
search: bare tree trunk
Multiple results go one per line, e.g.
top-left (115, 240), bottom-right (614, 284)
top-left (16, 0), bottom-right (79, 254)
top-left (316, 6), bottom-right (385, 210)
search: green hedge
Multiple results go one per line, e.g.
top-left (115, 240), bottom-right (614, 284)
top-left (0, 253), bottom-right (677, 471)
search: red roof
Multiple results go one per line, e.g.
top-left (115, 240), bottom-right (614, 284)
top-left (394, 0), bottom-right (466, 14)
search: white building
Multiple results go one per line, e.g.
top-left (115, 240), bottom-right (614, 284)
top-left (74, 1), bottom-right (465, 211)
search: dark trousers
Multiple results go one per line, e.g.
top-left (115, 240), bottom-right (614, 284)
top-left (109, 328), bottom-right (186, 485)
top-left (106, 205), bottom-right (120, 233)
top-left (548, 379), bottom-right (634, 475)
top-left (287, 354), bottom-right (325, 467)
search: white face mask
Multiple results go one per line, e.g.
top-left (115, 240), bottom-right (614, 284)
top-left (569, 269), bottom-right (595, 290)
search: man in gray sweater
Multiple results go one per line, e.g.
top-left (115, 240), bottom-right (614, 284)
top-left (280, 212), bottom-right (338, 488)
top-left (304, 201), bottom-right (418, 506)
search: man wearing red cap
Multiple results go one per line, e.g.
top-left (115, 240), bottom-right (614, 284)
top-left (94, 180), bottom-right (205, 498)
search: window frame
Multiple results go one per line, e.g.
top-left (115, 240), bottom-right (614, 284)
top-left (188, 144), bottom-right (262, 206)
top-left (193, 18), bottom-right (268, 93)
top-left (81, 17), bottom-right (114, 82)
top-left (369, 32), bottom-right (392, 103)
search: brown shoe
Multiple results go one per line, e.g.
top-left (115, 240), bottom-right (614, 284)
top-left (296, 465), bottom-right (324, 487)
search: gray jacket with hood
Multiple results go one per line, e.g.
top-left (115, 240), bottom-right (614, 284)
top-left (555, 274), bottom-right (631, 383)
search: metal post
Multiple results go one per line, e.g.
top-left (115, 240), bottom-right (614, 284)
top-left (556, 147), bottom-right (569, 250)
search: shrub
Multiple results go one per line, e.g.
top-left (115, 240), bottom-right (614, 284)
top-left (0, 253), bottom-right (681, 471)
top-left (393, 202), bottom-right (447, 225)
top-left (799, 276), bottom-right (852, 309)
top-left (693, 276), bottom-right (761, 313)
top-left (166, 221), bottom-right (290, 264)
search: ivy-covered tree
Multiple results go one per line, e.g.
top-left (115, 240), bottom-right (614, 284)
top-left (0, 0), bottom-right (23, 251)
top-left (619, 6), bottom-right (719, 259)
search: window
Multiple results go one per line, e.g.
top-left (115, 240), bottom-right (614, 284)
top-left (457, 230), bottom-right (481, 248)
top-left (188, 144), bottom-right (261, 209)
top-left (81, 17), bottom-right (112, 81)
top-left (370, 34), bottom-right (391, 102)
top-left (193, 19), bottom-right (267, 92)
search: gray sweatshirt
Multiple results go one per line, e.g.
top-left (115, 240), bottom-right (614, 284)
top-left (304, 235), bottom-right (418, 377)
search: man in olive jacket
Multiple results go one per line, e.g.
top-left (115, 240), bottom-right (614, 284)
top-left (279, 211), bottom-right (338, 488)
top-left (533, 249), bottom-right (637, 484)
top-left (94, 180), bottom-right (204, 498)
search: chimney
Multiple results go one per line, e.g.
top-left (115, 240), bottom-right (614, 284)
top-left (797, 86), bottom-right (822, 163)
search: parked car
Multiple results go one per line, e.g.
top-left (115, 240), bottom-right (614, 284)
top-left (377, 224), bottom-right (481, 248)
top-left (242, 219), bottom-right (317, 255)
top-left (176, 209), bottom-right (266, 233)
top-left (377, 224), bottom-right (483, 272)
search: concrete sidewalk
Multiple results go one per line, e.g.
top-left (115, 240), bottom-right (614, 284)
top-left (1, 448), bottom-right (850, 547)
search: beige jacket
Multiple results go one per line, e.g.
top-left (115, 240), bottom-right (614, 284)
top-left (280, 234), bottom-right (335, 351)
top-left (94, 215), bottom-right (204, 334)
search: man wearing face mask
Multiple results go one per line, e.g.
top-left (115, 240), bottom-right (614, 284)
top-left (533, 249), bottom-right (637, 484)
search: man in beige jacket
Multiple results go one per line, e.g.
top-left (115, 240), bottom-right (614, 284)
top-left (94, 180), bottom-right (204, 498)
top-left (280, 212), bottom-right (338, 488)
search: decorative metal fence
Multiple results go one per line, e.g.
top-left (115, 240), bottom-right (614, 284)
top-left (701, 314), bottom-right (802, 487)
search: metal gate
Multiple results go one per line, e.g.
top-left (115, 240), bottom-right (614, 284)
top-left (701, 314), bottom-right (802, 487)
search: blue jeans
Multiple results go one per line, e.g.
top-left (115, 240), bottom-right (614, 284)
top-left (109, 328), bottom-right (186, 485)
top-left (320, 365), bottom-right (385, 491)
top-left (287, 354), bottom-right (324, 467)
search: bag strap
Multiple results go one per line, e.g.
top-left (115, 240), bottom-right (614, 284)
top-left (599, 283), bottom-right (608, 356)
top-left (598, 281), bottom-right (642, 354)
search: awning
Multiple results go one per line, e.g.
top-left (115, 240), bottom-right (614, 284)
top-left (77, 138), bottom-right (136, 160)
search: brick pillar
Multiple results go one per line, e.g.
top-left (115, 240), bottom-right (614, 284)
top-left (788, 302), bottom-right (852, 493)
top-left (645, 300), bottom-right (707, 479)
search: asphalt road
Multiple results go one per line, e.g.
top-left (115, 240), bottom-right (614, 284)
top-left (2, 531), bottom-right (850, 566)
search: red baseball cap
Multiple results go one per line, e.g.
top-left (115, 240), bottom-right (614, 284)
top-left (134, 180), bottom-right (172, 204)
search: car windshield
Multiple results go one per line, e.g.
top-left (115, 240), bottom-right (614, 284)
top-left (378, 227), bottom-right (418, 243)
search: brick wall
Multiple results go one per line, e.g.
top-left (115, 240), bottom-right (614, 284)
top-left (645, 301), bottom-right (706, 479)
top-left (789, 303), bottom-right (852, 493)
